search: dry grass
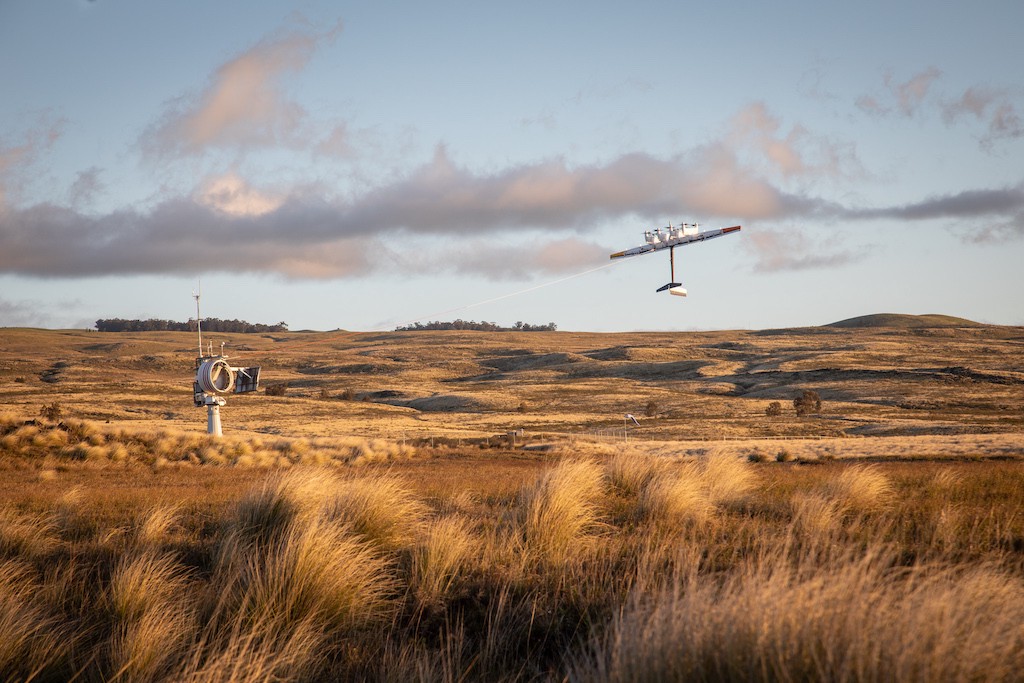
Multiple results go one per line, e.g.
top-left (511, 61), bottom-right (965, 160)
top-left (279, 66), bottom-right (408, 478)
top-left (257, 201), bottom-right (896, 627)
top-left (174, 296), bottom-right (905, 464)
top-left (824, 464), bottom-right (893, 511)
top-left (321, 473), bottom-right (427, 548)
top-left (107, 551), bottom-right (195, 681)
top-left (571, 548), bottom-right (1024, 683)
top-left (637, 465), bottom-right (715, 526)
top-left (409, 515), bottom-right (476, 608)
top-left (518, 458), bottom-right (605, 563)
top-left (0, 394), bottom-right (1022, 681)
top-left (604, 451), bottom-right (665, 497)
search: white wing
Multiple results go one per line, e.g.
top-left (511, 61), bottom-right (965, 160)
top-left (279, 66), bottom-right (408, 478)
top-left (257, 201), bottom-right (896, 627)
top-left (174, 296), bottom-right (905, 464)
top-left (610, 225), bottom-right (741, 259)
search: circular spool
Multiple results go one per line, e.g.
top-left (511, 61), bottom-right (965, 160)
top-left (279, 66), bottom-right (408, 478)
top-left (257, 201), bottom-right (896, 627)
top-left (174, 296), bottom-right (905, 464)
top-left (196, 358), bottom-right (235, 395)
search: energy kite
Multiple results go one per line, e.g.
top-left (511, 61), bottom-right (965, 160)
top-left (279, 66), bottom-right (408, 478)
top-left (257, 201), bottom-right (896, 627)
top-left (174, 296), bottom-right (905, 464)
top-left (610, 222), bottom-right (741, 297)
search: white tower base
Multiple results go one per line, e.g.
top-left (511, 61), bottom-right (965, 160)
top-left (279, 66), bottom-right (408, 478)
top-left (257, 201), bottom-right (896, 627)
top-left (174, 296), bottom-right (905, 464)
top-left (207, 404), bottom-right (222, 437)
top-left (203, 395), bottom-right (226, 437)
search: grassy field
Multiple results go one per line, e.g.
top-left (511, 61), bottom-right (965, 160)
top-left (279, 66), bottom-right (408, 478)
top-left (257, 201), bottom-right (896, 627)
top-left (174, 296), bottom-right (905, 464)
top-left (1, 320), bottom-right (1023, 681)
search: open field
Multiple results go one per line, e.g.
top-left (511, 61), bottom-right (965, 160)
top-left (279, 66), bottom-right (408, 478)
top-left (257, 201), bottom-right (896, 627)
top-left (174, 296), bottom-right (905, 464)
top-left (2, 320), bottom-right (1023, 444)
top-left (1, 319), bottom-right (1023, 680)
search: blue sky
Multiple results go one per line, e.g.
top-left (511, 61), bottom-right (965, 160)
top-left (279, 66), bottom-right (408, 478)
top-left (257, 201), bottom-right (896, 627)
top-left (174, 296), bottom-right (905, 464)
top-left (1, 1), bottom-right (1022, 331)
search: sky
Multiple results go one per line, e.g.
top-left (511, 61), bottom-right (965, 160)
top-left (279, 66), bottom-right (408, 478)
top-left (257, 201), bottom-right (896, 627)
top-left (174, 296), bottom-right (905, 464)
top-left (1, 1), bottom-right (1022, 332)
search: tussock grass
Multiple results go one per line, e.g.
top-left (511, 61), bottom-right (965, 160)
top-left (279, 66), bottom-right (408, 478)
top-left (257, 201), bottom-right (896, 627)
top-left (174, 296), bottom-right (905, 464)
top-left (0, 451), bottom-right (1021, 681)
top-left (409, 515), bottom-right (476, 608)
top-left (174, 616), bottom-right (325, 683)
top-left (107, 551), bottom-right (189, 622)
top-left (229, 516), bottom-right (394, 632)
top-left (0, 508), bottom-right (58, 559)
top-left (518, 458), bottom-right (604, 563)
top-left (697, 449), bottom-right (757, 506)
top-left (0, 559), bottom-right (70, 679)
top-left (790, 492), bottom-right (843, 537)
top-left (222, 468), bottom-right (339, 550)
top-left (825, 464), bottom-right (893, 511)
top-left (0, 414), bottom-right (420, 470)
top-left (637, 465), bottom-right (714, 526)
top-left (133, 504), bottom-right (180, 546)
top-left (107, 551), bottom-right (194, 681)
top-left (322, 473), bottom-right (427, 548)
top-left (571, 549), bottom-right (1024, 683)
top-left (605, 452), bottom-right (664, 497)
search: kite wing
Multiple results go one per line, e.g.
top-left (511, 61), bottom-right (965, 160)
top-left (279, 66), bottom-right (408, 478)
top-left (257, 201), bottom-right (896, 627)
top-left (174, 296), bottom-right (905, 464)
top-left (610, 225), bottom-right (741, 259)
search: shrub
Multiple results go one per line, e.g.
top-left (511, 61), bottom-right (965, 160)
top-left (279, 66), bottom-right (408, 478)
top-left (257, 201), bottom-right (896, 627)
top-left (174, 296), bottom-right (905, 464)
top-left (39, 401), bottom-right (63, 422)
top-left (643, 401), bottom-right (658, 418)
top-left (765, 401), bottom-right (782, 417)
top-left (793, 390), bottom-right (822, 416)
top-left (265, 383), bottom-right (288, 397)
top-left (339, 388), bottom-right (356, 401)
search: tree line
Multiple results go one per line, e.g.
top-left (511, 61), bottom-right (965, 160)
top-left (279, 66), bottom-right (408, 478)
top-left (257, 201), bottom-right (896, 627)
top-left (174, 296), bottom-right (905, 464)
top-left (95, 318), bottom-right (289, 333)
top-left (395, 320), bottom-right (557, 332)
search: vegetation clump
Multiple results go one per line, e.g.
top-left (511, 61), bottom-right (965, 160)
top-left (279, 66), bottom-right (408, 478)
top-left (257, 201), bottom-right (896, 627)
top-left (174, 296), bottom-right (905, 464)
top-left (794, 389), bottom-right (822, 416)
top-left (395, 319), bottom-right (557, 332)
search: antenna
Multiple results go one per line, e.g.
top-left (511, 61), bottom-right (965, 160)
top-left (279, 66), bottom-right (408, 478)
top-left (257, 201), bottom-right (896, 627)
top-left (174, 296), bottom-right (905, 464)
top-left (193, 280), bottom-right (203, 358)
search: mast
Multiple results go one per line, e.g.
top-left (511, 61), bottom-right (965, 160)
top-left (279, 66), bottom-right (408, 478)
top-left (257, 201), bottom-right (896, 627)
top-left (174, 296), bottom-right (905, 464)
top-left (193, 281), bottom-right (203, 358)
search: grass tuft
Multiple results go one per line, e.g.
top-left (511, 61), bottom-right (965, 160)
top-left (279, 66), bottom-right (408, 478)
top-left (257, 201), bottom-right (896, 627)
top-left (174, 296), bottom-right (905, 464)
top-left (519, 458), bottom-right (604, 562)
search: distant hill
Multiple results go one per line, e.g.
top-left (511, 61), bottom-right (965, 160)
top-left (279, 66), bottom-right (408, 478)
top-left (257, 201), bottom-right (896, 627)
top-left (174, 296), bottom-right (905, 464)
top-left (826, 313), bottom-right (984, 329)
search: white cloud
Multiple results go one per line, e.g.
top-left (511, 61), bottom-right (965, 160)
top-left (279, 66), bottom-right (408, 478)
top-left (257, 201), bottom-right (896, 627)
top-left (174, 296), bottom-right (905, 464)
top-left (143, 20), bottom-right (342, 158)
top-left (196, 172), bottom-right (284, 217)
top-left (727, 102), bottom-right (859, 180)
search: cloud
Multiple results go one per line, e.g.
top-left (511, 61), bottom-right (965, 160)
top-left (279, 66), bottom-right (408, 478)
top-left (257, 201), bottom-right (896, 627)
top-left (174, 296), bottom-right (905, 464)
top-left (196, 172), bottom-right (284, 216)
top-left (943, 86), bottom-right (1024, 147)
top-left (891, 67), bottom-right (942, 115)
top-left (2, 139), bottom-right (1020, 280)
top-left (0, 296), bottom-right (83, 328)
top-left (744, 230), bottom-right (865, 273)
top-left (856, 67), bottom-right (942, 117)
top-left (727, 102), bottom-right (859, 179)
top-left (344, 144), bottom-right (808, 233)
top-left (394, 237), bottom-right (610, 280)
top-left (68, 166), bottom-right (104, 208)
top-left (0, 118), bottom-right (65, 205)
top-left (143, 20), bottom-right (342, 158)
top-left (844, 183), bottom-right (1024, 222)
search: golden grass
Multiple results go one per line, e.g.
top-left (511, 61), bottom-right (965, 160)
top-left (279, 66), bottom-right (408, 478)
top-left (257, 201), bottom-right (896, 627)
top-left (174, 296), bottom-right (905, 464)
top-left (409, 515), bottom-right (476, 608)
top-left (519, 458), bottom-right (605, 563)
top-left (637, 465), bottom-right (714, 526)
top-left (824, 464), bottom-right (893, 511)
top-left (0, 442), bottom-right (1021, 680)
top-left (0, 559), bottom-right (71, 678)
top-left (321, 473), bottom-right (427, 548)
top-left (107, 551), bottom-right (195, 681)
top-left (571, 548), bottom-right (1024, 683)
